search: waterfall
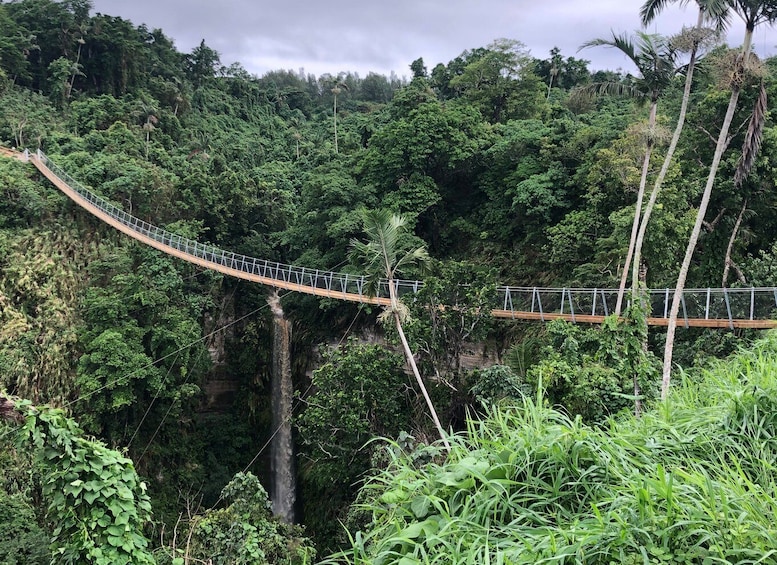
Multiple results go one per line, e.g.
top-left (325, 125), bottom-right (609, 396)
top-left (268, 291), bottom-right (296, 523)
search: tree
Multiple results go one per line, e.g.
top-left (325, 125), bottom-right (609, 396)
top-left (296, 341), bottom-right (410, 551)
top-left (184, 472), bottom-right (314, 565)
top-left (580, 31), bottom-right (679, 315)
top-left (186, 39), bottom-right (220, 87)
top-left (449, 38), bottom-right (545, 122)
top-left (632, 0), bottom-right (728, 317)
top-left (535, 47), bottom-right (592, 91)
top-left (330, 77), bottom-right (348, 153)
top-left (349, 209), bottom-right (450, 450)
top-left (410, 57), bottom-right (427, 78)
top-left (662, 0), bottom-right (777, 398)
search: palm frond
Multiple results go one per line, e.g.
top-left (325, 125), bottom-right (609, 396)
top-left (700, 0), bottom-right (732, 31)
top-left (349, 209), bottom-right (429, 298)
top-left (734, 80), bottom-right (767, 188)
top-left (393, 247), bottom-right (430, 278)
top-left (580, 32), bottom-right (638, 66)
top-left (580, 30), bottom-right (679, 100)
top-left (640, 0), bottom-right (688, 25)
top-left (576, 81), bottom-right (647, 102)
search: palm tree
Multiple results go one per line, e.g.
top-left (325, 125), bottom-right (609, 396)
top-left (633, 0), bottom-right (729, 321)
top-left (331, 79), bottom-right (348, 154)
top-left (580, 32), bottom-right (679, 316)
top-left (661, 0), bottom-right (777, 399)
top-left (350, 209), bottom-right (450, 450)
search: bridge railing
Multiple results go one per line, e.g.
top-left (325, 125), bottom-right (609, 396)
top-left (498, 286), bottom-right (777, 326)
top-left (33, 150), bottom-right (777, 325)
top-left (37, 150), bottom-right (429, 301)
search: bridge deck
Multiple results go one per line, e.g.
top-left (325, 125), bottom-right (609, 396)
top-left (4, 148), bottom-right (776, 329)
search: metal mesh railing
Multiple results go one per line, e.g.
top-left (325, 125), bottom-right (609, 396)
top-left (497, 286), bottom-right (777, 326)
top-left (30, 150), bottom-right (777, 326)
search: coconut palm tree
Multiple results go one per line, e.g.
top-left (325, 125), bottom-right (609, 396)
top-left (661, 0), bottom-right (777, 399)
top-left (580, 32), bottom-right (679, 316)
top-left (350, 209), bottom-right (450, 450)
top-left (331, 79), bottom-right (348, 154)
top-left (632, 0), bottom-right (729, 320)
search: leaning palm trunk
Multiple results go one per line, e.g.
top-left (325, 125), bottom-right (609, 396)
top-left (631, 11), bottom-right (705, 304)
top-left (662, 32), bottom-right (753, 398)
top-left (615, 100), bottom-right (656, 316)
top-left (388, 282), bottom-right (451, 451)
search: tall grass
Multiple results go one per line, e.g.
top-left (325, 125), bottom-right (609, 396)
top-left (322, 331), bottom-right (777, 564)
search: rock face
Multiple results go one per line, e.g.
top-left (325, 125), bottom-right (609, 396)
top-left (268, 291), bottom-right (295, 524)
top-left (201, 295), bottom-right (239, 414)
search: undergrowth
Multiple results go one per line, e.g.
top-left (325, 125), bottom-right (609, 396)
top-left (323, 331), bottom-right (777, 564)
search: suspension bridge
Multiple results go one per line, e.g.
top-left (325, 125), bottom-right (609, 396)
top-left (3, 147), bottom-right (776, 329)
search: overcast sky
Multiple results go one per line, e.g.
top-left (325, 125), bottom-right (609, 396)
top-left (91, 1), bottom-right (777, 78)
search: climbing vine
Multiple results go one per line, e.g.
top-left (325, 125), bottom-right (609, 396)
top-left (2, 396), bottom-right (155, 564)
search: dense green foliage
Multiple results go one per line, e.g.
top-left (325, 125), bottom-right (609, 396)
top-left (324, 331), bottom-right (777, 563)
top-left (3, 396), bottom-right (155, 564)
top-left (0, 0), bottom-right (776, 560)
top-left (296, 341), bottom-right (411, 552)
top-left (180, 472), bottom-right (315, 565)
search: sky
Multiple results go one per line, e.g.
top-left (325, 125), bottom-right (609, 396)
top-left (90, 1), bottom-right (777, 79)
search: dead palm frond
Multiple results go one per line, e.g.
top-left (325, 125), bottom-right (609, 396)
top-left (734, 80), bottom-right (768, 188)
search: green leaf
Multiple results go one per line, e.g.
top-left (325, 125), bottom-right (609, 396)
top-left (410, 495), bottom-right (430, 519)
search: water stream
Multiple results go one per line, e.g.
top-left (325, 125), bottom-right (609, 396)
top-left (268, 291), bottom-right (296, 523)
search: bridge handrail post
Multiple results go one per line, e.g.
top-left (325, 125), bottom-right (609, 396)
top-left (560, 288), bottom-right (566, 316)
top-left (750, 287), bottom-right (755, 321)
top-left (535, 288), bottom-right (545, 322)
top-left (601, 289), bottom-right (609, 317)
top-left (723, 287), bottom-right (733, 330)
top-left (503, 288), bottom-right (515, 320)
top-left (705, 288), bottom-right (711, 320)
top-left (773, 289), bottom-right (777, 315)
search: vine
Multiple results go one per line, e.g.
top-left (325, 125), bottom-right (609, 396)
top-left (1, 395), bottom-right (155, 564)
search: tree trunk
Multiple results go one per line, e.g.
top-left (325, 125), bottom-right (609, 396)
top-left (722, 197), bottom-right (748, 288)
top-left (615, 100), bottom-right (657, 315)
top-left (631, 11), bottom-right (703, 305)
top-left (662, 39), bottom-right (749, 398)
top-left (389, 282), bottom-right (450, 451)
top-left (333, 94), bottom-right (338, 154)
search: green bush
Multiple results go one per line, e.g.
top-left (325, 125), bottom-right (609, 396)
top-left (186, 472), bottom-right (315, 565)
top-left (323, 331), bottom-right (777, 564)
top-left (0, 493), bottom-right (49, 564)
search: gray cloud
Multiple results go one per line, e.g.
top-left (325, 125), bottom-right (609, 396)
top-left (92, 1), bottom-right (777, 77)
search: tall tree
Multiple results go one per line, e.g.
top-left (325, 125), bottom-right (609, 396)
top-left (632, 0), bottom-right (728, 317)
top-left (350, 209), bottom-right (450, 450)
top-left (330, 77), bottom-right (348, 154)
top-left (662, 0), bottom-right (777, 398)
top-left (580, 32), bottom-right (679, 315)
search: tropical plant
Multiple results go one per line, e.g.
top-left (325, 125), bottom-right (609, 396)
top-left (632, 0), bottom-right (728, 315)
top-left (182, 472), bottom-right (315, 565)
top-left (662, 0), bottom-right (777, 398)
top-left (296, 340), bottom-right (410, 552)
top-left (349, 209), bottom-right (450, 450)
top-left (580, 31), bottom-right (679, 315)
top-left (323, 330), bottom-right (777, 564)
top-left (331, 78), bottom-right (348, 153)
top-left (1, 395), bottom-right (155, 565)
